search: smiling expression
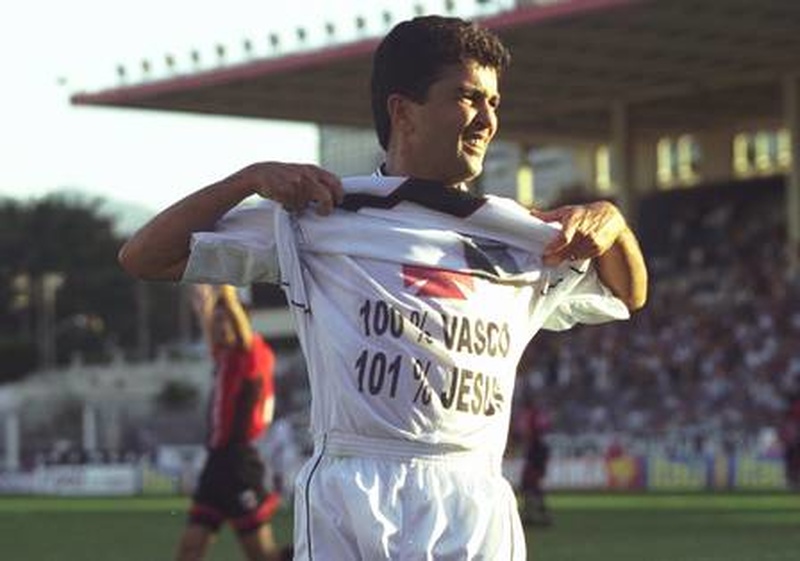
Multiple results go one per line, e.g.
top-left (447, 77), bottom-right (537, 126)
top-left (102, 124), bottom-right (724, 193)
top-left (389, 61), bottom-right (500, 187)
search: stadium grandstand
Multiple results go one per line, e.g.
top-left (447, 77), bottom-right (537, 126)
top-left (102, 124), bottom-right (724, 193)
top-left (2, 0), bottom-right (798, 496)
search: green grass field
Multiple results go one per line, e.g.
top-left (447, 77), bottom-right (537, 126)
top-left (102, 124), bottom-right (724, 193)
top-left (0, 492), bottom-right (797, 560)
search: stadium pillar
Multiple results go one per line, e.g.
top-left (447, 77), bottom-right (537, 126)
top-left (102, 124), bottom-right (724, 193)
top-left (784, 74), bottom-right (800, 275)
top-left (178, 284), bottom-right (193, 346)
top-left (82, 402), bottom-right (98, 452)
top-left (0, 388), bottom-right (21, 471)
top-left (135, 281), bottom-right (151, 360)
top-left (609, 101), bottom-right (634, 221)
top-left (35, 272), bottom-right (64, 370)
top-left (3, 411), bottom-right (20, 471)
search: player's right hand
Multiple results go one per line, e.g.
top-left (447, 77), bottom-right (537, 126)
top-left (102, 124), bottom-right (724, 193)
top-left (240, 162), bottom-right (344, 215)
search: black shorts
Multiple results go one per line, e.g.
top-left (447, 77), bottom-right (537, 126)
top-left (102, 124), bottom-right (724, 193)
top-left (189, 445), bottom-right (281, 533)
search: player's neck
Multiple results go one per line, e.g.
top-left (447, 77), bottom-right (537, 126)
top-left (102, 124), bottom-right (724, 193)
top-left (382, 160), bottom-right (467, 191)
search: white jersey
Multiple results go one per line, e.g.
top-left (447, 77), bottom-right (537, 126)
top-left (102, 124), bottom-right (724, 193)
top-left (184, 175), bottom-right (629, 461)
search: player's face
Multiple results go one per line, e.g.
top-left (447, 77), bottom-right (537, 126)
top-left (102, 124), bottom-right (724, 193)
top-left (403, 61), bottom-right (500, 185)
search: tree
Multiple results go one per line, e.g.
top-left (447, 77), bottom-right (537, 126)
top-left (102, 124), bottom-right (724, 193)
top-left (0, 193), bottom-right (184, 379)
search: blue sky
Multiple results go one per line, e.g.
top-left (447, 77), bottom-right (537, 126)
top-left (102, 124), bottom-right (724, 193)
top-left (2, 0), bottom-right (508, 211)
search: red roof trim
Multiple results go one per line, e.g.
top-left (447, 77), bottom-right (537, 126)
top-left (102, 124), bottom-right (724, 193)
top-left (71, 37), bottom-right (381, 106)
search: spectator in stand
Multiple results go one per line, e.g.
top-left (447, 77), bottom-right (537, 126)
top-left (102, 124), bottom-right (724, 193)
top-left (778, 383), bottom-right (800, 491)
top-left (174, 284), bottom-right (291, 561)
top-left (516, 188), bottom-right (800, 447)
top-left (516, 396), bottom-right (553, 526)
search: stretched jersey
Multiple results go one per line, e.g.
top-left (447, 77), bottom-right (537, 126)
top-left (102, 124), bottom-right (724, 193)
top-left (185, 176), bottom-right (628, 459)
top-left (208, 334), bottom-right (275, 449)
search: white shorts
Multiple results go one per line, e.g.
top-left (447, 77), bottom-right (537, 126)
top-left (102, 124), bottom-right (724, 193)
top-left (292, 433), bottom-right (526, 560)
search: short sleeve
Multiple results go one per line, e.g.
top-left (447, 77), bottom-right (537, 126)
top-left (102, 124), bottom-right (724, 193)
top-left (182, 201), bottom-right (281, 285)
top-left (541, 262), bottom-right (630, 331)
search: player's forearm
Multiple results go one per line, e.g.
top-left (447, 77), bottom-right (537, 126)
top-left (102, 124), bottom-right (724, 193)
top-left (118, 171), bottom-right (256, 281)
top-left (219, 285), bottom-right (254, 349)
top-left (191, 284), bottom-right (218, 352)
top-left (595, 226), bottom-right (648, 311)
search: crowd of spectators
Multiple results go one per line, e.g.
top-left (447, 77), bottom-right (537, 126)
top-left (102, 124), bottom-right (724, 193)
top-left (513, 176), bottom-right (800, 455)
top-left (31, 444), bottom-right (150, 467)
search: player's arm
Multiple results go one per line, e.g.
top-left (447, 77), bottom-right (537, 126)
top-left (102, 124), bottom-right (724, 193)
top-left (593, 225), bottom-right (648, 311)
top-left (190, 284), bottom-right (218, 353)
top-left (230, 377), bottom-right (264, 443)
top-left (217, 284), bottom-right (254, 350)
top-left (531, 201), bottom-right (648, 311)
top-left (118, 162), bottom-right (344, 281)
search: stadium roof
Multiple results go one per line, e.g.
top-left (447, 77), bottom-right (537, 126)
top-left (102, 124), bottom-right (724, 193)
top-left (71, 0), bottom-right (800, 145)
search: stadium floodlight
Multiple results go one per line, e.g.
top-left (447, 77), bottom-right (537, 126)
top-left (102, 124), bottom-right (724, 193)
top-left (140, 59), bottom-right (151, 77)
top-left (356, 16), bottom-right (367, 32)
top-left (325, 22), bottom-right (336, 39)
top-left (269, 33), bottom-right (281, 50)
top-left (296, 27), bottom-right (307, 44)
top-left (243, 39), bottom-right (254, 58)
top-left (116, 64), bottom-right (126, 82)
top-left (164, 54), bottom-right (176, 72)
top-left (190, 49), bottom-right (201, 68)
top-left (215, 44), bottom-right (226, 64)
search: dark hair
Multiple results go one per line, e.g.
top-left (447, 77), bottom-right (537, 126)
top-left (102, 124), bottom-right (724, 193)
top-left (370, 15), bottom-right (511, 150)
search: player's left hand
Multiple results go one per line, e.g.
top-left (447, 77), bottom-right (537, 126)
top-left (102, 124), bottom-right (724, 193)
top-left (531, 201), bottom-right (626, 266)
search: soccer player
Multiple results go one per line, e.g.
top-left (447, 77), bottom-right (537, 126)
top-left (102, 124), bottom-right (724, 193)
top-left (120, 15), bottom-right (647, 560)
top-left (516, 396), bottom-right (553, 526)
top-left (175, 284), bottom-right (291, 561)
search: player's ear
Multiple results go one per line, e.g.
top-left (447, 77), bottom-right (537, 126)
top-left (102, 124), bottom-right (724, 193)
top-left (387, 93), bottom-right (415, 136)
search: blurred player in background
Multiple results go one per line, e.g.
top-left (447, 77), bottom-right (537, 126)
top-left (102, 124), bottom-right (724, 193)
top-left (778, 381), bottom-right (800, 491)
top-left (175, 284), bottom-right (291, 561)
top-left (516, 396), bottom-right (553, 526)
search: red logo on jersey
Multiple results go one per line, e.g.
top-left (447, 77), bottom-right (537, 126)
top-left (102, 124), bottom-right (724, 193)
top-left (402, 265), bottom-right (474, 299)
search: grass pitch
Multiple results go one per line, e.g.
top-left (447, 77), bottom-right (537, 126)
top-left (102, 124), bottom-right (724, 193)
top-left (0, 492), bottom-right (796, 560)
top-left (529, 493), bottom-right (799, 561)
